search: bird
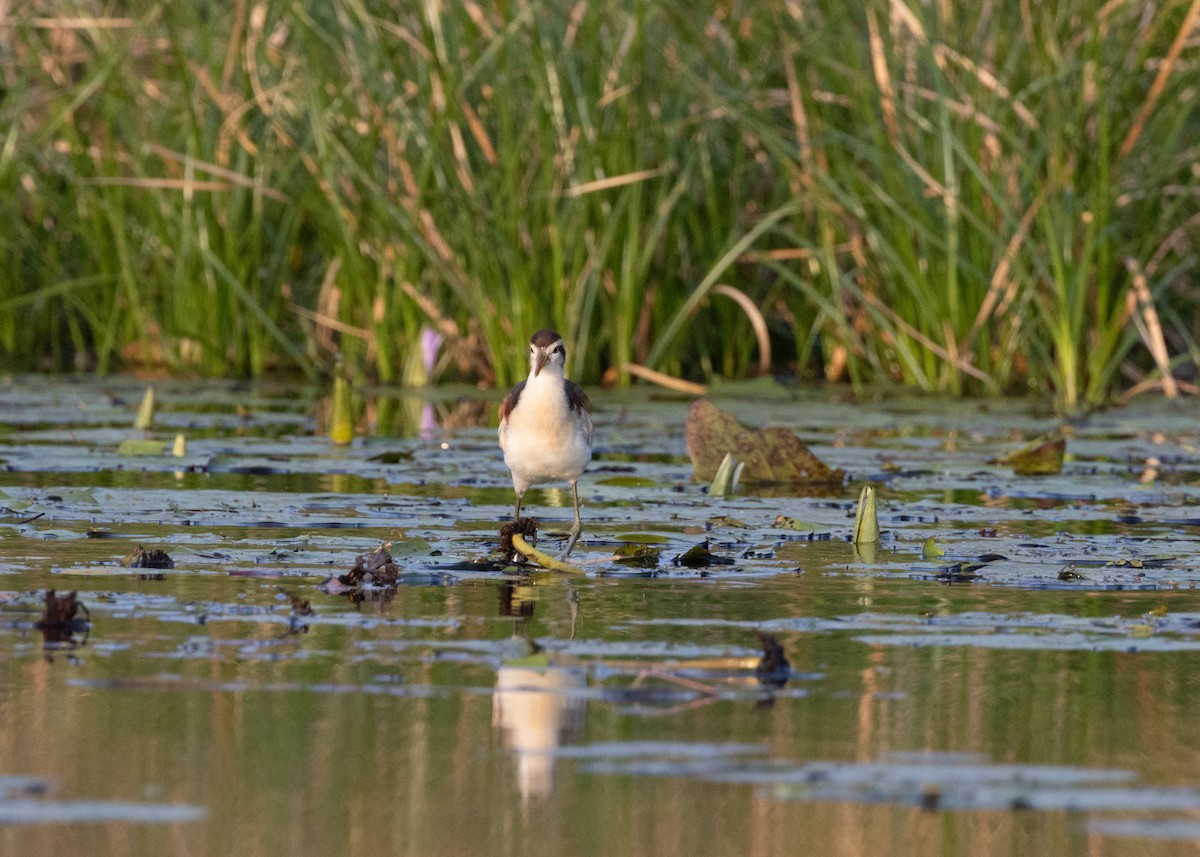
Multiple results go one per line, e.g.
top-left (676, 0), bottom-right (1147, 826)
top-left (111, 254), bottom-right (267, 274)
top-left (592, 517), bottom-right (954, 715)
top-left (498, 328), bottom-right (593, 558)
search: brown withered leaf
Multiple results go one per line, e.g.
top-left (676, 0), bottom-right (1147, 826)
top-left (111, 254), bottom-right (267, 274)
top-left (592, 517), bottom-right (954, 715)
top-left (121, 545), bottom-right (175, 569)
top-left (993, 429), bottom-right (1068, 476)
top-left (499, 517), bottom-right (539, 566)
top-left (1005, 437), bottom-right (1066, 476)
top-left (322, 544), bottom-right (402, 592)
top-left (345, 544), bottom-right (401, 586)
top-left (685, 400), bottom-right (845, 488)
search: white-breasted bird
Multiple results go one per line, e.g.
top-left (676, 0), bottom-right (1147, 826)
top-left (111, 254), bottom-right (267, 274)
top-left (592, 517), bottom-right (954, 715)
top-left (498, 328), bottom-right (593, 557)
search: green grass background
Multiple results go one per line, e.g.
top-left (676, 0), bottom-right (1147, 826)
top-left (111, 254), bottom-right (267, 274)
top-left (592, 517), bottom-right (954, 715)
top-left (2, 0), bottom-right (1198, 410)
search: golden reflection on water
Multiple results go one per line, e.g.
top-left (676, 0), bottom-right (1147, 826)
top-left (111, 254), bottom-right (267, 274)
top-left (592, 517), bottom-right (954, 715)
top-left (493, 663), bottom-right (586, 803)
top-left (3, 577), bottom-right (1200, 857)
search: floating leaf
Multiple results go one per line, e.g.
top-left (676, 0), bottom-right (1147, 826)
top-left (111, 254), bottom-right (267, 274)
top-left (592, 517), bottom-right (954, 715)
top-left (366, 450), bottom-right (414, 464)
top-left (774, 515), bottom-right (819, 531)
top-left (999, 434), bottom-right (1066, 476)
top-left (673, 542), bottom-right (735, 568)
top-left (116, 439), bottom-right (167, 456)
top-left (614, 544), bottom-right (661, 567)
top-left (922, 536), bottom-right (945, 559)
top-left (56, 566), bottom-right (131, 576)
top-left (707, 515), bottom-right (748, 529)
top-left (853, 485), bottom-right (879, 545)
top-left (134, 386), bottom-right (155, 430)
top-left (597, 475), bottom-right (658, 489)
top-left (685, 400), bottom-right (845, 489)
top-left (616, 533), bottom-right (671, 544)
top-left (935, 562), bottom-right (985, 582)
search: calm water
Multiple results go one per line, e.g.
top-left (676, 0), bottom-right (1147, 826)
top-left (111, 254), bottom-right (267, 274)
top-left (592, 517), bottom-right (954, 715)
top-left (2, 376), bottom-right (1200, 856)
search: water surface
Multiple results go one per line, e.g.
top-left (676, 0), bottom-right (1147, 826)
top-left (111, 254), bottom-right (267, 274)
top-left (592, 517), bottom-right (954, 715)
top-left (2, 376), bottom-right (1200, 856)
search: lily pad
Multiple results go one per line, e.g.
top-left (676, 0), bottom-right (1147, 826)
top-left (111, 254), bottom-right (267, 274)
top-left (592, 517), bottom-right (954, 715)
top-left (673, 542), bottom-right (735, 568)
top-left (707, 515), bottom-right (749, 529)
top-left (774, 516), bottom-right (820, 531)
top-left (685, 400), bottom-right (844, 488)
top-left (1000, 436), bottom-right (1066, 476)
top-left (116, 439), bottom-right (169, 456)
top-left (614, 544), bottom-right (661, 567)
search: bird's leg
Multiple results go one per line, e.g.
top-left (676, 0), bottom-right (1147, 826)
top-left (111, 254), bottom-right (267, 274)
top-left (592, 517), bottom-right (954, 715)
top-left (560, 480), bottom-right (583, 559)
top-left (513, 492), bottom-right (523, 522)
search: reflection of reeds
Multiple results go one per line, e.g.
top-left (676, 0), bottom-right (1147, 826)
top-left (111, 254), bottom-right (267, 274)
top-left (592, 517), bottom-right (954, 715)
top-left (3, 577), bottom-right (1200, 855)
top-left (2, 1), bottom-right (1197, 409)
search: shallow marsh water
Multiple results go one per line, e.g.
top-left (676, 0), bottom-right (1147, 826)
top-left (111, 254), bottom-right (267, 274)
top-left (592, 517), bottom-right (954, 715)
top-left (2, 376), bottom-right (1200, 856)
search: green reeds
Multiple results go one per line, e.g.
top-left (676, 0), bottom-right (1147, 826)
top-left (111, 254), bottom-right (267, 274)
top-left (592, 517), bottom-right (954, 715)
top-left (1, 1), bottom-right (1196, 410)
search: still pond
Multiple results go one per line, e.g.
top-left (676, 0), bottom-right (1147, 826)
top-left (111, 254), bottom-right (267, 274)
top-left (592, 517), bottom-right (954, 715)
top-left (2, 376), bottom-right (1200, 856)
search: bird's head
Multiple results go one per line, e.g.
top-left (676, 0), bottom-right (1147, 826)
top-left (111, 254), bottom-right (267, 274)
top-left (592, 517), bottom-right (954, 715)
top-left (528, 328), bottom-right (566, 378)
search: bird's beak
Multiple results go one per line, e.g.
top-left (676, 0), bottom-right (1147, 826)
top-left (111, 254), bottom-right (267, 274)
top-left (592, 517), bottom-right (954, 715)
top-left (533, 349), bottom-right (549, 377)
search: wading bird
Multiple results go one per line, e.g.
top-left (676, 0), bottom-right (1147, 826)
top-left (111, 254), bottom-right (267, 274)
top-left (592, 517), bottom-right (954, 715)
top-left (498, 329), bottom-right (593, 557)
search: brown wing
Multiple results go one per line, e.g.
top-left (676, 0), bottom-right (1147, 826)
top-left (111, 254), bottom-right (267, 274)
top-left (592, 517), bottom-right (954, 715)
top-left (499, 380), bottom-right (526, 424)
top-left (498, 380), bottom-right (526, 452)
top-left (564, 380), bottom-right (593, 445)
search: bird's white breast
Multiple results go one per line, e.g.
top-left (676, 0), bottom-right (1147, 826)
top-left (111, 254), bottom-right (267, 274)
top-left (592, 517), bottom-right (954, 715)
top-left (500, 372), bottom-right (591, 491)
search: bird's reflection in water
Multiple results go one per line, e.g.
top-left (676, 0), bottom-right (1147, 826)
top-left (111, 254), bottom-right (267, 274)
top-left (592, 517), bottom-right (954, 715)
top-left (493, 661), bottom-right (587, 803)
top-left (492, 583), bottom-right (585, 803)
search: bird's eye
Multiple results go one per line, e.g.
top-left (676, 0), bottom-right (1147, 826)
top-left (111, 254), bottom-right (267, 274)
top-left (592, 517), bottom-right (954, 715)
top-left (553, 345), bottom-right (563, 354)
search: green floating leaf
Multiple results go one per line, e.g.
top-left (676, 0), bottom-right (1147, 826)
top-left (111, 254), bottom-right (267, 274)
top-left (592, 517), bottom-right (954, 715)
top-left (853, 485), bottom-right (879, 545)
top-left (708, 452), bottom-right (744, 497)
top-left (686, 400), bottom-right (844, 490)
top-left (386, 538), bottom-right (433, 557)
top-left (707, 515), bottom-right (749, 528)
top-left (921, 536), bottom-right (945, 559)
top-left (673, 542), bottom-right (735, 568)
top-left (48, 487), bottom-right (99, 505)
top-left (134, 386), bottom-right (155, 430)
top-left (596, 476), bottom-right (658, 489)
top-left (56, 566), bottom-right (128, 577)
top-left (1058, 564), bottom-right (1087, 581)
top-left (366, 450), bottom-right (414, 464)
top-left (774, 515), bottom-right (819, 531)
top-left (117, 439), bottom-right (168, 456)
top-left (614, 544), bottom-right (661, 567)
top-left (998, 433), bottom-right (1066, 476)
top-left (616, 533), bottom-right (671, 544)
